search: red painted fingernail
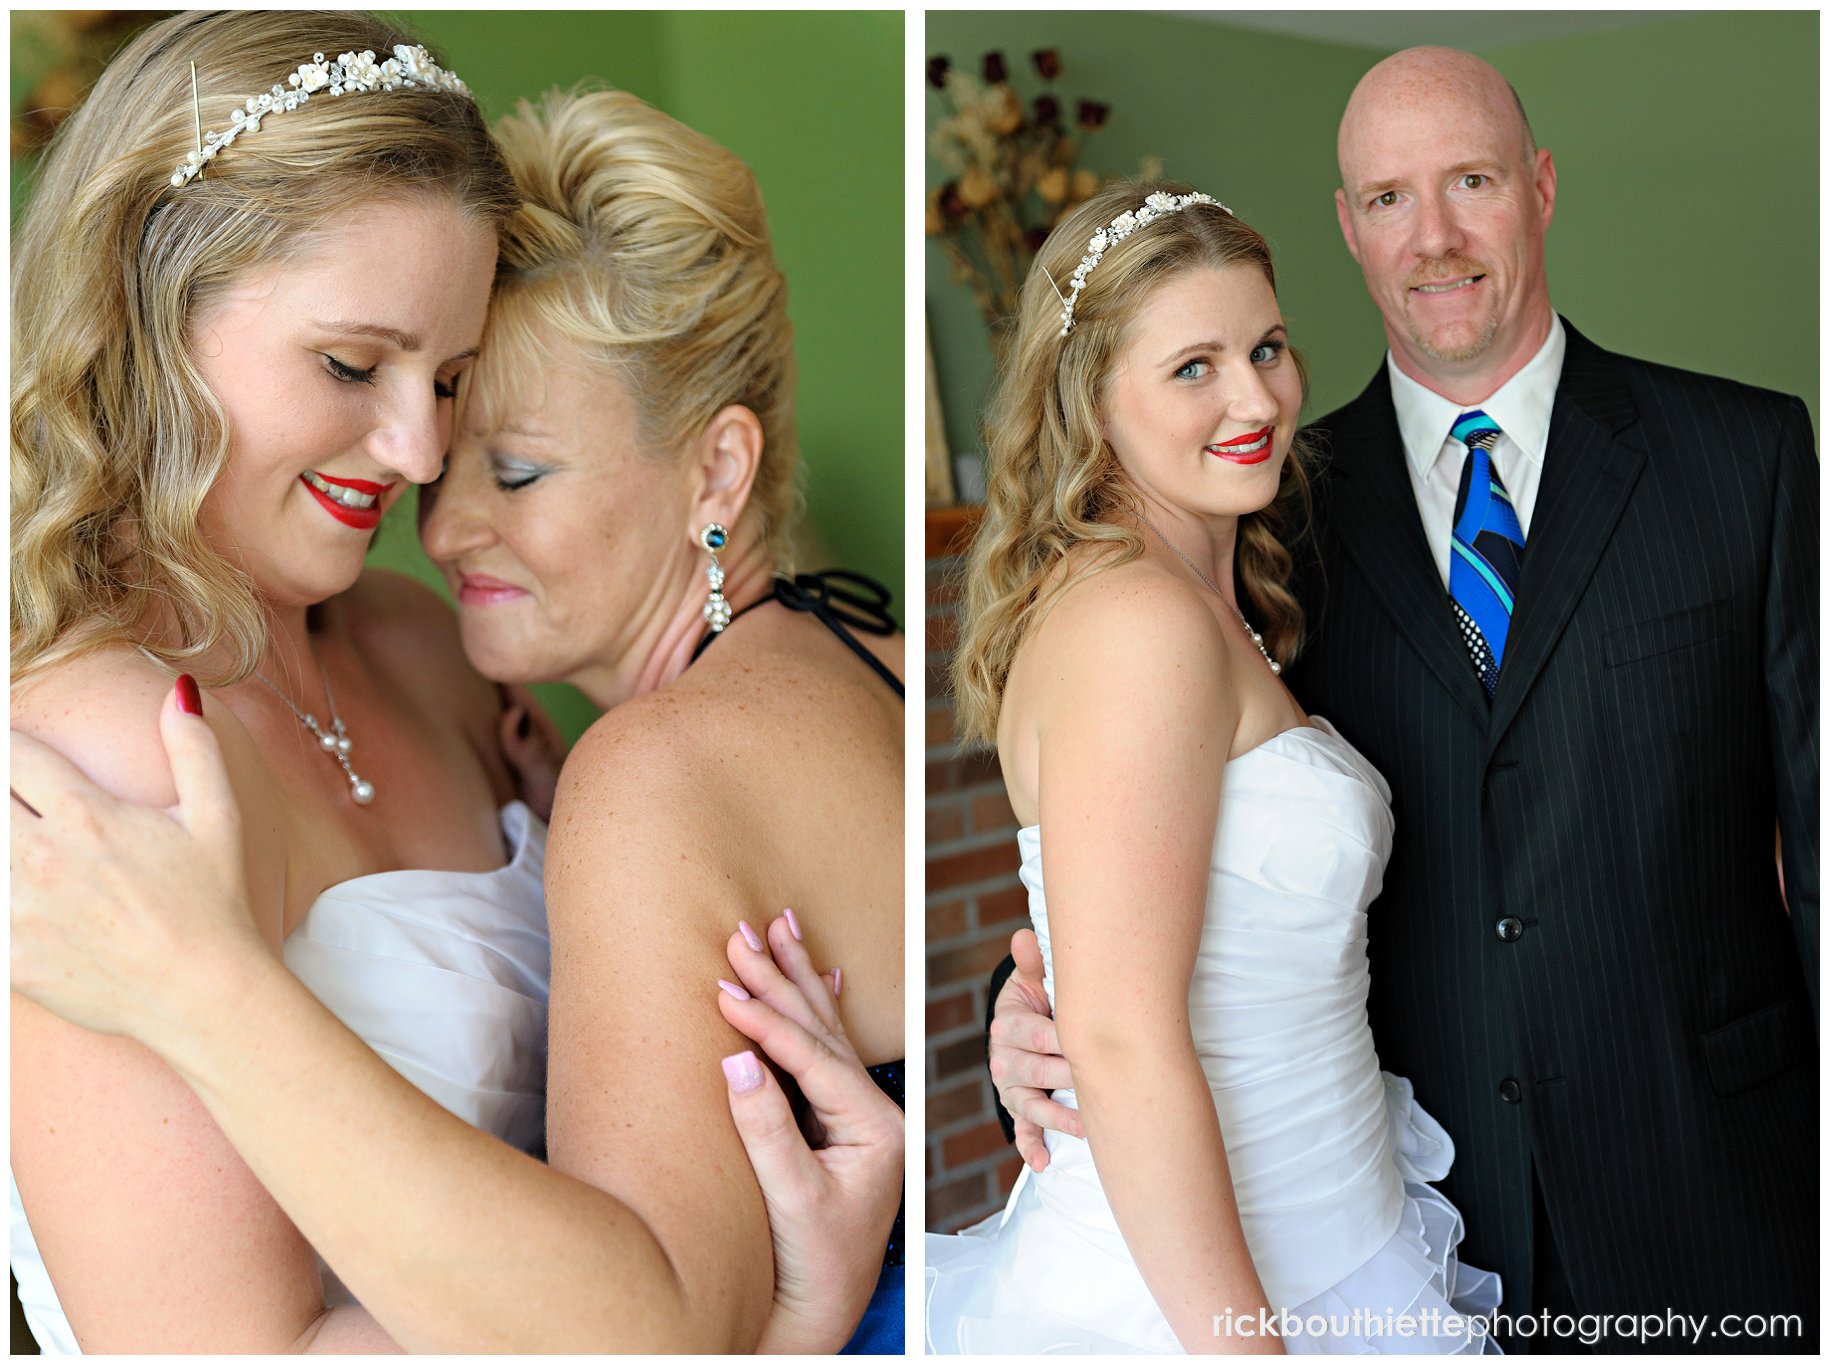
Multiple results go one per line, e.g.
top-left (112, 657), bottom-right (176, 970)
top-left (722, 1050), bottom-right (764, 1094)
top-left (738, 920), bottom-right (764, 952)
top-left (717, 979), bottom-right (750, 1001)
top-left (783, 907), bottom-right (803, 941)
top-left (175, 674), bottom-right (203, 716)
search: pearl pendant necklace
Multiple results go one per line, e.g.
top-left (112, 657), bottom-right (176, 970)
top-left (1137, 512), bottom-right (1282, 675)
top-left (252, 655), bottom-right (376, 805)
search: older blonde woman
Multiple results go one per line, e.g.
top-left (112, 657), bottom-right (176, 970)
top-left (10, 9), bottom-right (900, 1354)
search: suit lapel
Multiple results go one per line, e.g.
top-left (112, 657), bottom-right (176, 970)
top-left (1484, 323), bottom-right (1646, 751)
top-left (1320, 368), bottom-right (1491, 727)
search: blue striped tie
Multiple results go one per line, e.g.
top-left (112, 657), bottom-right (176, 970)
top-left (1448, 410), bottom-right (1525, 699)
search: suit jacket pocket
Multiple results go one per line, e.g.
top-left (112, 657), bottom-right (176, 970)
top-left (1701, 992), bottom-right (1812, 1098)
top-left (1604, 598), bottom-right (1734, 668)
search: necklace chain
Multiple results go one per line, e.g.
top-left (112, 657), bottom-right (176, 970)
top-left (1136, 512), bottom-right (1282, 676)
top-left (252, 651), bottom-right (376, 805)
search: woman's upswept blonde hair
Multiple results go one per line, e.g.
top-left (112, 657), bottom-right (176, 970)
top-left (952, 179), bottom-right (1317, 747)
top-left (11, 9), bottom-right (518, 688)
top-left (479, 87), bottom-right (802, 564)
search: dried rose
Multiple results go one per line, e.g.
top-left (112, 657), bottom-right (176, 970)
top-left (938, 180), bottom-right (967, 221)
top-left (925, 189), bottom-right (946, 236)
top-left (1036, 165), bottom-right (1069, 204)
top-left (991, 86), bottom-right (1023, 136)
top-left (1024, 226), bottom-right (1049, 254)
top-left (1033, 94), bottom-right (1060, 127)
top-left (959, 165), bottom-right (997, 210)
top-left (1077, 99), bottom-right (1110, 131)
top-left (926, 56), bottom-right (950, 88)
top-left (1032, 49), bottom-right (1062, 80)
top-left (1071, 168), bottom-right (1099, 202)
top-left (982, 51), bottom-right (1008, 83)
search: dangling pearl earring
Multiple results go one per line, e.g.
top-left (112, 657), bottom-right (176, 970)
top-left (700, 522), bottom-right (731, 632)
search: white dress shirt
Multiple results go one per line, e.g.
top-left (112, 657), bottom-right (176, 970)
top-left (1386, 315), bottom-right (1567, 588)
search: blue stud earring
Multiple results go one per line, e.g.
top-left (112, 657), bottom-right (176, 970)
top-left (700, 523), bottom-right (731, 632)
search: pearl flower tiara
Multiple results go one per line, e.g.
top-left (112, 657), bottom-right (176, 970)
top-left (170, 44), bottom-right (468, 189)
top-left (1049, 190), bottom-right (1231, 336)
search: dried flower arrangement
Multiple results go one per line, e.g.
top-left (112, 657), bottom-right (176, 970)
top-left (925, 48), bottom-right (1155, 341)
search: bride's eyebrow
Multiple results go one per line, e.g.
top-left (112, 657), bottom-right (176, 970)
top-left (312, 319), bottom-right (422, 350)
top-left (311, 320), bottom-right (480, 366)
top-left (1159, 323), bottom-right (1286, 367)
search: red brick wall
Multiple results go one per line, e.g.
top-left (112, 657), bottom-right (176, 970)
top-left (925, 524), bottom-right (1027, 1232)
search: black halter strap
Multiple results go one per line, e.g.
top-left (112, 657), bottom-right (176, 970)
top-left (689, 570), bottom-right (904, 701)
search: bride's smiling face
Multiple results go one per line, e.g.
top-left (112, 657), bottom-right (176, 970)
top-left (1098, 263), bottom-right (1301, 521)
top-left (188, 196), bottom-right (497, 609)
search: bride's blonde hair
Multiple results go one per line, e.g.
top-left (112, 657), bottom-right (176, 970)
top-left (11, 9), bottom-right (519, 688)
top-left (951, 180), bottom-right (1318, 747)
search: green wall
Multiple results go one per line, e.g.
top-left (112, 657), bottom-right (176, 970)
top-left (926, 10), bottom-right (1818, 466)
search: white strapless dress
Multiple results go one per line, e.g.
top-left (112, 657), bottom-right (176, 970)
top-left (10, 801), bottom-right (550, 1354)
top-left (925, 720), bottom-right (1500, 1354)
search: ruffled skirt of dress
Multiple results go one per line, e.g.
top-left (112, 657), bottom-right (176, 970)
top-left (925, 1075), bottom-right (1502, 1355)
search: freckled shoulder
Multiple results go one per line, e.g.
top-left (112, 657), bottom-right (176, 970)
top-left (14, 647), bottom-right (230, 809)
top-left (542, 623), bottom-right (898, 907)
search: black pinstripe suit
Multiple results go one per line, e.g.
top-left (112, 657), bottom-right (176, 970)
top-left (1283, 319), bottom-right (1818, 1350)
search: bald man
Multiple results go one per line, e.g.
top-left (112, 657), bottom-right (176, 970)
top-left (987, 47), bottom-right (1817, 1352)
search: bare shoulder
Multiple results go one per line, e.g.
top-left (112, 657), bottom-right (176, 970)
top-left (337, 568), bottom-right (497, 729)
top-left (1029, 556), bottom-right (1229, 698)
top-left (14, 648), bottom-right (203, 807)
top-left (336, 567), bottom-right (463, 662)
top-left (546, 688), bottom-right (722, 877)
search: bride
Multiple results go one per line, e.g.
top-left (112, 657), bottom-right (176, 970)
top-left (9, 9), bottom-right (896, 1353)
top-left (925, 182), bottom-right (1498, 1354)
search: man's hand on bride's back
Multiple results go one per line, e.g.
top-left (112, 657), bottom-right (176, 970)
top-left (990, 928), bottom-right (1082, 1171)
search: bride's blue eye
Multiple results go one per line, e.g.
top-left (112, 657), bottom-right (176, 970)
top-left (1174, 359), bottom-right (1211, 381)
top-left (435, 378), bottom-right (459, 400)
top-left (1251, 340), bottom-right (1286, 365)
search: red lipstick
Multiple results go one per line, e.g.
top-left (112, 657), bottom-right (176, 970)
top-left (300, 470), bottom-right (392, 531)
top-left (1206, 427), bottom-right (1275, 465)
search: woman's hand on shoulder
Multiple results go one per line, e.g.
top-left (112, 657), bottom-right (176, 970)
top-left (717, 912), bottom-right (902, 1354)
top-left (495, 682), bottom-right (568, 822)
top-left (10, 662), bottom-right (328, 1351)
top-left (11, 672), bottom-right (268, 1047)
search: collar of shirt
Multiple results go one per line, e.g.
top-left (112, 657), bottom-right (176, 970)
top-left (1386, 314), bottom-right (1567, 483)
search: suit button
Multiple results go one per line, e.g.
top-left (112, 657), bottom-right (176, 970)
top-left (1498, 1078), bottom-right (1522, 1104)
top-left (1496, 916), bottom-right (1524, 942)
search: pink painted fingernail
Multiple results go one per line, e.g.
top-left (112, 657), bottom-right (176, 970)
top-left (783, 907), bottom-right (803, 941)
top-left (717, 978), bottom-right (750, 1001)
top-left (832, 966), bottom-right (842, 998)
top-left (722, 1050), bottom-right (764, 1094)
top-left (739, 920), bottom-right (764, 952)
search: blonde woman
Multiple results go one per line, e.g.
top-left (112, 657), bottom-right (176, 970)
top-left (9, 10), bottom-right (898, 1354)
top-left (923, 183), bottom-right (1496, 1354)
